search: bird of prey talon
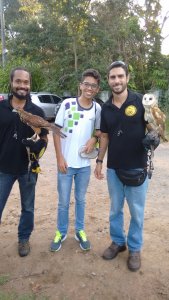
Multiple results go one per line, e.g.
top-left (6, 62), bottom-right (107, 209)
top-left (14, 108), bottom-right (66, 138)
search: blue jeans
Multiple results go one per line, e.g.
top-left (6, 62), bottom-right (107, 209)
top-left (107, 168), bottom-right (148, 252)
top-left (0, 171), bottom-right (37, 242)
top-left (57, 166), bottom-right (91, 235)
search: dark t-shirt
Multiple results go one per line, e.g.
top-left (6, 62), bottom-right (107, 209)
top-left (0, 97), bottom-right (48, 175)
top-left (101, 90), bottom-right (147, 169)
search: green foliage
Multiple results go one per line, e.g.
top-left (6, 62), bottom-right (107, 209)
top-left (0, 0), bottom-right (169, 96)
top-left (0, 67), bottom-right (10, 92)
top-left (162, 90), bottom-right (169, 114)
top-left (29, 63), bottom-right (45, 91)
top-left (151, 69), bottom-right (168, 89)
top-left (0, 59), bottom-right (45, 92)
top-left (165, 116), bottom-right (169, 138)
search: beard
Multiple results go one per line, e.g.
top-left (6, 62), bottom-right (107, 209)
top-left (11, 89), bottom-right (30, 101)
top-left (111, 83), bottom-right (128, 95)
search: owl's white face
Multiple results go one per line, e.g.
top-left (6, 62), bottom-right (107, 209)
top-left (142, 93), bottom-right (157, 107)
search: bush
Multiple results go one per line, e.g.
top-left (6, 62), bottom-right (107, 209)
top-left (0, 59), bottom-right (45, 92)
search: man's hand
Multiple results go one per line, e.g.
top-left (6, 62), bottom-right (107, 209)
top-left (57, 155), bottom-right (68, 174)
top-left (94, 163), bottom-right (104, 180)
top-left (142, 130), bottom-right (160, 150)
top-left (84, 137), bottom-right (98, 154)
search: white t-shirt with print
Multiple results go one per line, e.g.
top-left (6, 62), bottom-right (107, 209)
top-left (55, 97), bottom-right (101, 168)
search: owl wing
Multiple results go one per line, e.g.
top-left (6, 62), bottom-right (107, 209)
top-left (150, 106), bottom-right (168, 142)
top-left (150, 106), bottom-right (166, 129)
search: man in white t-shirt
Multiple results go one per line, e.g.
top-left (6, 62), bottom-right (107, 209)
top-left (50, 69), bottom-right (101, 252)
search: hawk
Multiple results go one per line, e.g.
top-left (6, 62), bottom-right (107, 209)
top-left (14, 108), bottom-right (66, 138)
top-left (142, 93), bottom-right (168, 142)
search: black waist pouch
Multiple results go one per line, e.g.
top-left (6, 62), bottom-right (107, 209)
top-left (115, 169), bottom-right (147, 186)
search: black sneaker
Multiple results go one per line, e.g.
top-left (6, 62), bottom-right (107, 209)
top-left (75, 230), bottom-right (91, 251)
top-left (18, 241), bottom-right (30, 257)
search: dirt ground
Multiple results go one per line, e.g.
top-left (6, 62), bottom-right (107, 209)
top-left (0, 133), bottom-right (169, 300)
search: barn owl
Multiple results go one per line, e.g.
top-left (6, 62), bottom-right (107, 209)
top-left (14, 108), bottom-right (66, 138)
top-left (142, 93), bottom-right (168, 142)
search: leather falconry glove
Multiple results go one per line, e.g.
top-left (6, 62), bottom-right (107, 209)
top-left (22, 138), bottom-right (47, 173)
top-left (142, 130), bottom-right (160, 151)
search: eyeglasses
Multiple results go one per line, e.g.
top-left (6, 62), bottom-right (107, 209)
top-left (81, 82), bottom-right (99, 90)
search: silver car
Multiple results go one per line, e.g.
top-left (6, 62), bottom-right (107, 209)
top-left (31, 92), bottom-right (62, 120)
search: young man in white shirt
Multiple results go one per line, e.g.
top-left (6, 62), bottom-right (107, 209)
top-left (50, 69), bottom-right (101, 252)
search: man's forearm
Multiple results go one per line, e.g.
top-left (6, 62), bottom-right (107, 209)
top-left (53, 133), bottom-right (62, 160)
top-left (97, 133), bottom-right (109, 161)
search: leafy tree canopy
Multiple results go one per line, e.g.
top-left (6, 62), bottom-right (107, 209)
top-left (0, 0), bottom-right (168, 100)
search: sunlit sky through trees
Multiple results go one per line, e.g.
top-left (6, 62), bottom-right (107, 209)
top-left (92, 0), bottom-right (169, 55)
top-left (135, 0), bottom-right (169, 55)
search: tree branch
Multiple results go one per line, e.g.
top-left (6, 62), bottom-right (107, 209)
top-left (161, 11), bottom-right (169, 31)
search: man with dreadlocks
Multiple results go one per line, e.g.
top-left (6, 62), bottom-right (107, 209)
top-left (0, 67), bottom-right (48, 257)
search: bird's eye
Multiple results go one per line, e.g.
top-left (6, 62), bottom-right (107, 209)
top-left (149, 98), bottom-right (152, 100)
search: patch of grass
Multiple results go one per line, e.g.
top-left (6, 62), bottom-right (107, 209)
top-left (0, 275), bottom-right (49, 300)
top-left (0, 274), bottom-right (10, 286)
top-left (0, 293), bottom-right (35, 300)
top-left (0, 292), bottom-right (49, 300)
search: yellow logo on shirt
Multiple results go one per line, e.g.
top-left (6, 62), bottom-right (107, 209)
top-left (125, 105), bottom-right (137, 116)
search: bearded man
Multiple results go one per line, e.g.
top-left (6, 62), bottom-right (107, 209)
top-left (0, 67), bottom-right (48, 257)
top-left (94, 61), bottom-right (159, 272)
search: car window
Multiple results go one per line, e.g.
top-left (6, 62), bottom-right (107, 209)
top-left (38, 95), bottom-right (53, 104)
top-left (52, 95), bottom-right (62, 104)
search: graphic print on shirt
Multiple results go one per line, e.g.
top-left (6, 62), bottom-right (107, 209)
top-left (64, 100), bottom-right (88, 134)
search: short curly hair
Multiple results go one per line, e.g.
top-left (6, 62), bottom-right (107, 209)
top-left (81, 69), bottom-right (101, 85)
top-left (10, 67), bottom-right (32, 84)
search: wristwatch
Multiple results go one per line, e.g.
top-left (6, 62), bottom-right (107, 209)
top-left (96, 158), bottom-right (103, 163)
